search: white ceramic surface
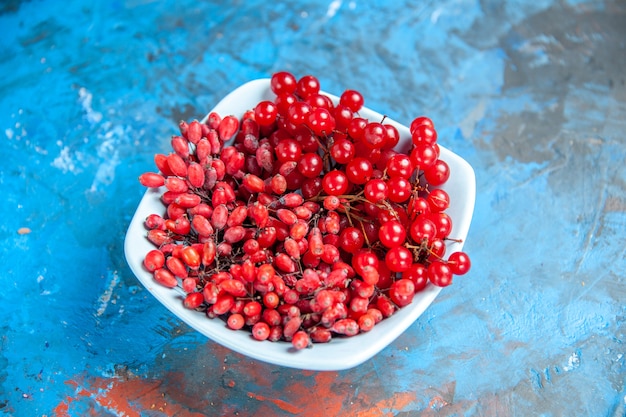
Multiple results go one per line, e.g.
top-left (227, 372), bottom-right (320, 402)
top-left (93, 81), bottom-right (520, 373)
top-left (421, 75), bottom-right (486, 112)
top-left (124, 79), bottom-right (476, 371)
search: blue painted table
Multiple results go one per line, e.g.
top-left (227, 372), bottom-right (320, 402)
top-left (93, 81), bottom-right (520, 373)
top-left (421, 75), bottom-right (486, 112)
top-left (1, 1), bottom-right (625, 415)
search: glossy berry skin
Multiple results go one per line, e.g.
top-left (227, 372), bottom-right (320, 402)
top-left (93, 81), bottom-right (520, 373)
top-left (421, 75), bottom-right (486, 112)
top-left (402, 263), bottom-right (428, 292)
top-left (427, 261), bottom-right (453, 287)
top-left (447, 251), bottom-right (471, 275)
top-left (339, 227), bottom-right (365, 253)
top-left (308, 107), bottom-right (336, 136)
top-left (254, 100), bottom-right (278, 126)
top-left (389, 279), bottom-right (415, 307)
top-left (410, 144), bottom-right (438, 169)
top-left (386, 154), bottom-right (414, 179)
top-left (385, 246), bottom-right (413, 272)
top-left (378, 220), bottom-right (406, 248)
top-left (427, 189), bottom-right (450, 212)
top-left (345, 157), bottom-right (373, 185)
top-left (322, 170), bottom-right (350, 196)
top-left (298, 153), bottom-right (324, 178)
top-left (424, 159), bottom-right (450, 186)
top-left (275, 139), bottom-right (302, 163)
top-left (271, 71), bottom-right (297, 95)
top-left (330, 138), bottom-right (356, 164)
top-left (409, 116), bottom-right (434, 134)
top-left (296, 75), bottom-right (321, 99)
top-left (409, 216), bottom-right (437, 244)
top-left (363, 179), bottom-right (388, 203)
top-left (362, 122), bottom-right (386, 149)
top-left (386, 177), bottom-right (412, 203)
top-left (339, 89), bottom-right (364, 112)
top-left (411, 123), bottom-right (437, 145)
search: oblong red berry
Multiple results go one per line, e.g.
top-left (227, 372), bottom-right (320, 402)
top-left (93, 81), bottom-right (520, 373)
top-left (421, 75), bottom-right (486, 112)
top-left (187, 162), bottom-right (205, 188)
top-left (139, 172), bottom-right (165, 188)
top-left (153, 268), bottom-right (177, 288)
top-left (186, 120), bottom-right (203, 144)
top-left (183, 292), bottom-right (204, 309)
top-left (218, 115), bottom-right (239, 142)
top-left (143, 249), bottom-right (165, 272)
top-left (166, 153), bottom-right (188, 177)
top-left (175, 193), bottom-right (201, 208)
top-left (223, 225), bottom-right (246, 244)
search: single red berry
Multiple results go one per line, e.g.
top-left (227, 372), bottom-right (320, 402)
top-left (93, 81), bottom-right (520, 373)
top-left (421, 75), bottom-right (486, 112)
top-left (410, 144), bottom-right (438, 169)
top-left (389, 278), bottom-right (416, 307)
top-left (139, 172), bottom-right (165, 188)
top-left (427, 261), bottom-right (453, 287)
top-left (409, 216), bottom-right (437, 244)
top-left (183, 292), bottom-right (204, 309)
top-left (295, 75), bottom-right (320, 99)
top-left (409, 116), bottom-right (435, 134)
top-left (345, 157), bottom-right (373, 185)
top-left (402, 263), bottom-right (429, 292)
top-left (363, 179), bottom-right (388, 203)
top-left (271, 71), bottom-right (297, 95)
top-left (427, 188), bottom-right (450, 212)
top-left (322, 170), bottom-right (349, 196)
top-left (297, 153), bottom-right (324, 179)
top-left (378, 220), bottom-right (407, 248)
top-left (386, 177), bottom-right (412, 203)
top-left (385, 246), bottom-right (413, 272)
top-left (275, 138), bottom-right (302, 163)
top-left (254, 100), bottom-right (278, 126)
top-left (143, 250), bottom-right (165, 272)
top-left (227, 313), bottom-right (245, 330)
top-left (447, 251), bottom-right (471, 275)
top-left (330, 138), bottom-right (356, 164)
top-left (362, 122), bottom-right (386, 149)
top-left (424, 159), bottom-right (450, 186)
top-left (386, 154), bottom-right (414, 179)
top-left (339, 227), bottom-right (365, 253)
top-left (339, 89), bottom-right (364, 112)
top-left (153, 268), bottom-right (178, 288)
top-left (307, 107), bottom-right (336, 136)
top-left (291, 331), bottom-right (311, 350)
top-left (252, 322), bottom-right (271, 341)
top-left (411, 123), bottom-right (438, 146)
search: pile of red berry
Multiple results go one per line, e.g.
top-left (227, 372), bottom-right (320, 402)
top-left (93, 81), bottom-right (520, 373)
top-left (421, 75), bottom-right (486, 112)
top-left (138, 71), bottom-right (471, 350)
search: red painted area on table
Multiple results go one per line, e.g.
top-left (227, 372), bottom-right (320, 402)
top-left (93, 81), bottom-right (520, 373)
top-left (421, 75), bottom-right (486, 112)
top-left (49, 342), bottom-right (435, 416)
top-left (51, 377), bottom-right (206, 417)
top-left (246, 392), bottom-right (303, 414)
top-left (50, 369), bottom-right (425, 416)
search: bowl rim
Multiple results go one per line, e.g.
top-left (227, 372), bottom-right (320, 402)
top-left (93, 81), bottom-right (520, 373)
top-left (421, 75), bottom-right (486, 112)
top-left (124, 78), bottom-right (476, 371)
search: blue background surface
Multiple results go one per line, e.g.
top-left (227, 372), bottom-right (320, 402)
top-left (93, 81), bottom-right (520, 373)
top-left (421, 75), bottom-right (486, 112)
top-left (1, 0), bottom-right (625, 415)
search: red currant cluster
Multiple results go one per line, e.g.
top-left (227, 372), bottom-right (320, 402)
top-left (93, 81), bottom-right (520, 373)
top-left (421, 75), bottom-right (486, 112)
top-left (138, 71), bottom-right (471, 350)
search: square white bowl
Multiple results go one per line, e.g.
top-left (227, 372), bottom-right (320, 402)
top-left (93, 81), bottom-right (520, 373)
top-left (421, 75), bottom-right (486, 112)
top-left (124, 78), bottom-right (476, 371)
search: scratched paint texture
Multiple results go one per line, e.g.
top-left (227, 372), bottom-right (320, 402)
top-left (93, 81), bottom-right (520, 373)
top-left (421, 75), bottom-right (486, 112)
top-left (1, 0), bottom-right (625, 415)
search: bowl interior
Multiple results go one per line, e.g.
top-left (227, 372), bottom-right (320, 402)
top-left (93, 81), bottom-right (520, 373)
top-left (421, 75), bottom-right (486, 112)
top-left (124, 79), bottom-right (476, 371)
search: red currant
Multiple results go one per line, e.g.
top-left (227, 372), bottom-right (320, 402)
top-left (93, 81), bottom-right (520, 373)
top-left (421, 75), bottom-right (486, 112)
top-left (427, 261), bottom-right (453, 287)
top-left (297, 153), bottom-right (324, 178)
top-left (424, 159), bottom-right (450, 186)
top-left (345, 157), bottom-right (373, 185)
top-left (330, 138), bottom-right (356, 164)
top-left (295, 75), bottom-right (320, 99)
top-left (385, 246), bottom-right (413, 272)
top-left (447, 251), bottom-right (471, 275)
top-left (363, 179), bottom-right (388, 203)
top-left (254, 100), bottom-right (278, 126)
top-left (271, 71), bottom-right (297, 95)
top-left (339, 89), bottom-right (364, 112)
top-left (362, 122), bottom-right (386, 149)
top-left (378, 220), bottom-right (407, 248)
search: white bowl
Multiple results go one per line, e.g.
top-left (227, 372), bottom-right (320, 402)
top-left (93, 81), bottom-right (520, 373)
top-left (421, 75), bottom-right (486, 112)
top-left (124, 79), bottom-right (476, 371)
